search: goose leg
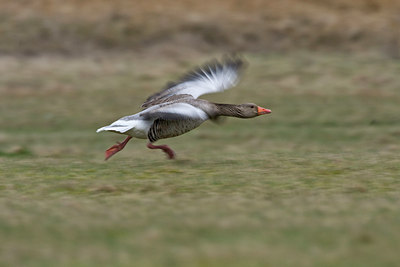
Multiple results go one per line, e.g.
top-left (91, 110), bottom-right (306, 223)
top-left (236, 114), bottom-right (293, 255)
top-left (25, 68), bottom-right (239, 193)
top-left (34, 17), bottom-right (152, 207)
top-left (105, 136), bottom-right (132, 160)
top-left (147, 143), bottom-right (176, 159)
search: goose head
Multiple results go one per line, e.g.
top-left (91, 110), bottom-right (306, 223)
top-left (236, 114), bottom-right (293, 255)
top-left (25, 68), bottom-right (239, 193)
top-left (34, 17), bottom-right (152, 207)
top-left (237, 103), bottom-right (272, 118)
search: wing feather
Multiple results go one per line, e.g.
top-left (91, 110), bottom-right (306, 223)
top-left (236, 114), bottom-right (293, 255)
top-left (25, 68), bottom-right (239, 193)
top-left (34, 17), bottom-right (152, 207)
top-left (142, 56), bottom-right (245, 108)
top-left (140, 102), bottom-right (209, 121)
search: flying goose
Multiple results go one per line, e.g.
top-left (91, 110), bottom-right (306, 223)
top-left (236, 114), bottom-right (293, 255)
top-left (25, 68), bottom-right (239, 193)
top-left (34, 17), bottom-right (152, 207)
top-left (97, 57), bottom-right (271, 160)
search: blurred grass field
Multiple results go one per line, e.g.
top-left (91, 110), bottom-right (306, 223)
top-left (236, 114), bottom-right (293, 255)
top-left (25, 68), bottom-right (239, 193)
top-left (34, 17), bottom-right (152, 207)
top-left (1, 0), bottom-right (400, 56)
top-left (1, 52), bottom-right (400, 266)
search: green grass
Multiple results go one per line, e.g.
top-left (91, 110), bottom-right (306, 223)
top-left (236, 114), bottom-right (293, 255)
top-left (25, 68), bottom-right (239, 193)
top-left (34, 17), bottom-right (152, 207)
top-left (0, 52), bottom-right (400, 266)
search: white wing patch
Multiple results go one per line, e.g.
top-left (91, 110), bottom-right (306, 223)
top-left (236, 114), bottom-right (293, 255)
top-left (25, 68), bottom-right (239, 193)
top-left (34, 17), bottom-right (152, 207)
top-left (174, 64), bottom-right (241, 98)
top-left (142, 102), bottom-right (209, 121)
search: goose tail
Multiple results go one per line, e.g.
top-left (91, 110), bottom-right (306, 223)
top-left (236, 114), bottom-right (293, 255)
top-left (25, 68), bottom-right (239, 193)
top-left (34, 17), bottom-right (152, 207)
top-left (96, 120), bottom-right (133, 134)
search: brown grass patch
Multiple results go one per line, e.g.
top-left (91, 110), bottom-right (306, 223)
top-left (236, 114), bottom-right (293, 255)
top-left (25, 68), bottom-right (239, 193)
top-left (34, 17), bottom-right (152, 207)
top-left (0, 0), bottom-right (399, 55)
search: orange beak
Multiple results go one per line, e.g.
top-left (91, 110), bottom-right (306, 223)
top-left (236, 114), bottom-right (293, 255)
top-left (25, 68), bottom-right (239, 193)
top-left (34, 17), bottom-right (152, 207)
top-left (257, 106), bottom-right (271, 115)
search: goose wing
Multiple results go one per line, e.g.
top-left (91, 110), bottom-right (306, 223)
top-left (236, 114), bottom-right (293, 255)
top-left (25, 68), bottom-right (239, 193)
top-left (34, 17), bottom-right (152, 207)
top-left (141, 102), bottom-right (209, 121)
top-left (142, 57), bottom-right (245, 108)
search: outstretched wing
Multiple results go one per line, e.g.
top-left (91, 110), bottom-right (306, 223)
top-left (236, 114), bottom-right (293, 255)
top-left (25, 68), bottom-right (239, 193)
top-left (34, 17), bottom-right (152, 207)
top-left (142, 56), bottom-right (245, 108)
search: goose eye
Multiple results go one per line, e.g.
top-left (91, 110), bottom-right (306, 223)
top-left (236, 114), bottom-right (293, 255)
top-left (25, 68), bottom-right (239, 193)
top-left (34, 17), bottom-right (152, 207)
top-left (250, 105), bottom-right (255, 109)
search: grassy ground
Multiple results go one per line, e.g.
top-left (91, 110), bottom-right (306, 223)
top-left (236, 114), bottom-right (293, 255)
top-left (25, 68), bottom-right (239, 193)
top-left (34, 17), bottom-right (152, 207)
top-left (1, 52), bottom-right (400, 266)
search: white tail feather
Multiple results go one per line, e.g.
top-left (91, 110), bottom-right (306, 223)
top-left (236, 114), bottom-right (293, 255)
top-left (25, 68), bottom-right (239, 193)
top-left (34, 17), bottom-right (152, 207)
top-left (96, 121), bottom-right (134, 133)
top-left (96, 118), bottom-right (151, 139)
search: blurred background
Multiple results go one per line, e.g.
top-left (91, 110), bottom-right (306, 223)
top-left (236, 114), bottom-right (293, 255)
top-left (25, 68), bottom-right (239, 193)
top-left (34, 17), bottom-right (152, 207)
top-left (1, 0), bottom-right (399, 57)
top-left (1, 0), bottom-right (400, 266)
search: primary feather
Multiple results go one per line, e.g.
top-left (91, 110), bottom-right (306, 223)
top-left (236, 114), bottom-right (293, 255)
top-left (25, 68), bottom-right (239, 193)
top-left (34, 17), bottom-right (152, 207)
top-left (141, 57), bottom-right (244, 108)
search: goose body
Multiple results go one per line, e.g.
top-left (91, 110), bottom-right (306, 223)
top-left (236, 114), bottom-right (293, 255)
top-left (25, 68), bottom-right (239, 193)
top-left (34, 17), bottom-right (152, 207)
top-left (97, 101), bottom-right (208, 140)
top-left (97, 57), bottom-right (271, 160)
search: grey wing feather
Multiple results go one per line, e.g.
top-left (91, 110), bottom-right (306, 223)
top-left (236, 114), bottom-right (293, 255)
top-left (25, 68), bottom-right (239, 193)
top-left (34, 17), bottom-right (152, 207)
top-left (142, 56), bottom-right (245, 108)
top-left (141, 94), bottom-right (193, 109)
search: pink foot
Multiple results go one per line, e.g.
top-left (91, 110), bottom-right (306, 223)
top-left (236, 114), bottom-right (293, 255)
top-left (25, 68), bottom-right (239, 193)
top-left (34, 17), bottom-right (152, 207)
top-left (147, 143), bottom-right (176, 159)
top-left (105, 136), bottom-right (132, 160)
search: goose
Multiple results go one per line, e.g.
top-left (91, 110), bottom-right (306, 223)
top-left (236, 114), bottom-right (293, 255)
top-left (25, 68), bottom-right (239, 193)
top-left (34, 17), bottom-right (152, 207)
top-left (96, 57), bottom-right (271, 160)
